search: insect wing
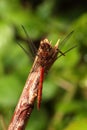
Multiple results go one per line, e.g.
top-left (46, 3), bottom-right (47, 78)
top-left (21, 25), bottom-right (37, 58)
top-left (16, 25), bottom-right (38, 61)
top-left (59, 31), bottom-right (74, 49)
top-left (58, 31), bottom-right (77, 57)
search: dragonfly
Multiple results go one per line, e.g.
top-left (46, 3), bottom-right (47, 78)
top-left (8, 26), bottom-right (77, 130)
top-left (17, 26), bottom-right (77, 110)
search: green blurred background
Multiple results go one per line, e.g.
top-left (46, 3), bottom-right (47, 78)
top-left (0, 0), bottom-right (87, 130)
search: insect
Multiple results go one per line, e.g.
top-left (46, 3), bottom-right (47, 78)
top-left (8, 27), bottom-right (77, 130)
top-left (17, 26), bottom-right (77, 110)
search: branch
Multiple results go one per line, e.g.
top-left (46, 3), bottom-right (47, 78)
top-left (8, 39), bottom-right (59, 130)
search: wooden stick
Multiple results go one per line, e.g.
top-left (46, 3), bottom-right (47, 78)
top-left (8, 39), bottom-right (59, 130)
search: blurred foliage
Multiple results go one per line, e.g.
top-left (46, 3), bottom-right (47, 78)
top-left (0, 0), bottom-right (87, 130)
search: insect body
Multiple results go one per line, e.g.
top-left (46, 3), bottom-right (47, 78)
top-left (17, 28), bottom-right (77, 110)
top-left (30, 38), bottom-right (62, 109)
top-left (37, 67), bottom-right (44, 109)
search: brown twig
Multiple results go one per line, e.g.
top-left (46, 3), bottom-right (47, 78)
top-left (8, 39), bottom-right (60, 130)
